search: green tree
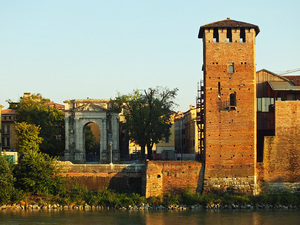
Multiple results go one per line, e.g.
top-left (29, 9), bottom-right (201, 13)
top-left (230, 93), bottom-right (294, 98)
top-left (14, 150), bottom-right (64, 196)
top-left (112, 87), bottom-right (178, 160)
top-left (0, 153), bottom-right (16, 203)
top-left (13, 93), bottom-right (65, 156)
top-left (15, 122), bottom-right (43, 154)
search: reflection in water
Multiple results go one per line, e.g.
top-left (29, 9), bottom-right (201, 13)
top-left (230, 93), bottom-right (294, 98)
top-left (0, 209), bottom-right (299, 225)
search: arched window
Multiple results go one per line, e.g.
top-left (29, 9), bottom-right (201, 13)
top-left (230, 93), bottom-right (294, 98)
top-left (230, 92), bottom-right (237, 108)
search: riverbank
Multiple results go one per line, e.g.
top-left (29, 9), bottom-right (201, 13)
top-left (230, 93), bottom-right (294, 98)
top-left (0, 202), bottom-right (299, 211)
top-left (1, 189), bottom-right (300, 211)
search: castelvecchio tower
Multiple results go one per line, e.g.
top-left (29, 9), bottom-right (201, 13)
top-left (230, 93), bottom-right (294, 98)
top-left (198, 18), bottom-right (260, 194)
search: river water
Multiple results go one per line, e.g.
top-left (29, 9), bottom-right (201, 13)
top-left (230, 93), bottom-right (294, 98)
top-left (0, 210), bottom-right (299, 225)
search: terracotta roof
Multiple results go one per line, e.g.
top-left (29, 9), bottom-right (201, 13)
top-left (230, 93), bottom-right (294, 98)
top-left (1, 109), bottom-right (16, 115)
top-left (199, 18), bottom-right (260, 38)
top-left (283, 75), bottom-right (300, 86)
top-left (46, 102), bottom-right (64, 110)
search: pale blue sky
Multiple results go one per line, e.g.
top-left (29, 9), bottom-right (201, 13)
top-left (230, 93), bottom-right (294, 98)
top-left (1, 0), bottom-right (299, 111)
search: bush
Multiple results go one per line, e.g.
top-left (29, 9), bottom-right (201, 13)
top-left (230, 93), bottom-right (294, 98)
top-left (14, 150), bottom-right (64, 196)
top-left (68, 183), bottom-right (89, 205)
top-left (0, 153), bottom-right (16, 203)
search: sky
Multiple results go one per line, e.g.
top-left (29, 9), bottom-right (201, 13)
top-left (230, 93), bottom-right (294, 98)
top-left (1, 0), bottom-right (300, 111)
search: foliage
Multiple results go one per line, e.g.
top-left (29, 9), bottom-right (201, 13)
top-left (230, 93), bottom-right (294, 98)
top-left (14, 93), bottom-right (65, 156)
top-left (112, 87), bottom-right (178, 159)
top-left (0, 153), bottom-right (16, 203)
top-left (15, 122), bottom-right (43, 154)
top-left (68, 183), bottom-right (89, 205)
top-left (14, 150), bottom-right (64, 196)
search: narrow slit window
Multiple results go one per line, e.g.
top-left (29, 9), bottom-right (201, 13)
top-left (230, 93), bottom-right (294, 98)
top-left (240, 28), bottom-right (246, 43)
top-left (218, 82), bottom-right (221, 99)
top-left (227, 28), bottom-right (232, 43)
top-left (213, 28), bottom-right (219, 43)
top-left (228, 63), bottom-right (234, 73)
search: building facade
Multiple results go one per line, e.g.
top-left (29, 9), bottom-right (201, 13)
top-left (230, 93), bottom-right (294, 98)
top-left (174, 105), bottom-right (199, 160)
top-left (1, 108), bottom-right (17, 152)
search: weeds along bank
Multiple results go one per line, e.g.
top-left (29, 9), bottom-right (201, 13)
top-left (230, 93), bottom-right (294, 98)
top-left (1, 188), bottom-right (300, 211)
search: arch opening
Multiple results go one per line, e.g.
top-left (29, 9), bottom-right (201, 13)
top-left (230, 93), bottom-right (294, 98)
top-left (84, 122), bottom-right (100, 162)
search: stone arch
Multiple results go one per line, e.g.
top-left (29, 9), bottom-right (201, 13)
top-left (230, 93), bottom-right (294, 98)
top-left (63, 99), bottom-right (120, 163)
top-left (83, 121), bottom-right (100, 162)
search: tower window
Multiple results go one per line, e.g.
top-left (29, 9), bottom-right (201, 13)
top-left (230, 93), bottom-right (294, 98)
top-left (230, 92), bottom-right (237, 108)
top-left (227, 28), bottom-right (232, 43)
top-left (228, 63), bottom-right (234, 73)
top-left (213, 28), bottom-right (219, 43)
top-left (218, 82), bottom-right (221, 99)
top-left (240, 28), bottom-right (246, 43)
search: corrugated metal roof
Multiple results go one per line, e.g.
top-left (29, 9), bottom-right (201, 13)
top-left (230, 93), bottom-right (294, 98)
top-left (268, 81), bottom-right (300, 91)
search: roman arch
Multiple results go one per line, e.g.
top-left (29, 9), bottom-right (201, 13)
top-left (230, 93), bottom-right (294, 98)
top-left (64, 99), bottom-right (120, 163)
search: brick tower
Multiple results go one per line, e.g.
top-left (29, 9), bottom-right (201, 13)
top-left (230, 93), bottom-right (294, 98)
top-left (198, 18), bottom-right (260, 194)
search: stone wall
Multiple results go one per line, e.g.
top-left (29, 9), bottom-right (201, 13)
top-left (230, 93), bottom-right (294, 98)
top-left (262, 101), bottom-right (300, 183)
top-left (59, 162), bottom-right (144, 194)
top-left (143, 161), bottom-right (204, 198)
top-left (203, 176), bottom-right (257, 195)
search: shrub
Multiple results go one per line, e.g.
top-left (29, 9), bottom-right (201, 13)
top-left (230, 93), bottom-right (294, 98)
top-left (14, 150), bottom-right (64, 196)
top-left (0, 153), bottom-right (16, 203)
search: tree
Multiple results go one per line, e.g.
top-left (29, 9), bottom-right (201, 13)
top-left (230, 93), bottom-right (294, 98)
top-left (0, 153), bottom-right (16, 203)
top-left (15, 122), bottom-right (43, 154)
top-left (112, 87), bottom-right (178, 160)
top-left (14, 150), bottom-right (64, 196)
top-left (13, 93), bottom-right (65, 156)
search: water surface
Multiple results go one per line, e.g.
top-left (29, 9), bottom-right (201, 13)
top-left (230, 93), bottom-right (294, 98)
top-left (0, 209), bottom-right (299, 225)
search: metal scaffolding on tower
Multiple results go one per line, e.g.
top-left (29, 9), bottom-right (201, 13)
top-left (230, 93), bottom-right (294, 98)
top-left (196, 80), bottom-right (205, 161)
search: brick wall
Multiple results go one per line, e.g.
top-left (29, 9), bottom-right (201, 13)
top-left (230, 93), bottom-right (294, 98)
top-left (59, 162), bottom-right (144, 194)
top-left (202, 27), bottom-right (257, 195)
top-left (143, 161), bottom-right (204, 198)
top-left (262, 101), bottom-right (300, 183)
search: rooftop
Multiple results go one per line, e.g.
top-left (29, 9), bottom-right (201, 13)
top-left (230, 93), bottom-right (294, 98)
top-left (198, 18), bottom-right (260, 38)
top-left (1, 109), bottom-right (16, 115)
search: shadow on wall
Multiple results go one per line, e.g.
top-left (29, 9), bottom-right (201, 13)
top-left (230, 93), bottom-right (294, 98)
top-left (59, 163), bottom-right (145, 194)
top-left (108, 168), bottom-right (143, 194)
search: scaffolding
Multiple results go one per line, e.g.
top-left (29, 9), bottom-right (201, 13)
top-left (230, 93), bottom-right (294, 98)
top-left (196, 80), bottom-right (205, 161)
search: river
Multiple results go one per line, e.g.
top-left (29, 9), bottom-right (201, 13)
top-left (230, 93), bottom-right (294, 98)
top-left (0, 209), bottom-right (299, 225)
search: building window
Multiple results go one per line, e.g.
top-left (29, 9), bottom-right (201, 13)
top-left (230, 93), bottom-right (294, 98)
top-left (7, 125), bottom-right (10, 134)
top-left (6, 138), bottom-right (10, 147)
top-left (227, 28), bottom-right (232, 43)
top-left (240, 28), bottom-right (246, 43)
top-left (213, 28), bottom-right (219, 43)
top-left (258, 98), bottom-right (275, 112)
top-left (230, 92), bottom-right (237, 108)
top-left (218, 82), bottom-right (221, 99)
top-left (257, 98), bottom-right (262, 112)
top-left (1, 137), bottom-right (4, 147)
top-left (228, 63), bottom-right (234, 73)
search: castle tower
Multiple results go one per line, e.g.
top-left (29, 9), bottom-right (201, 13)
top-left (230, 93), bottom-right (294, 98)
top-left (198, 18), bottom-right (260, 194)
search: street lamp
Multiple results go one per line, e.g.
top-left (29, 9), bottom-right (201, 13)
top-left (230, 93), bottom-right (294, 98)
top-left (108, 133), bottom-right (113, 165)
